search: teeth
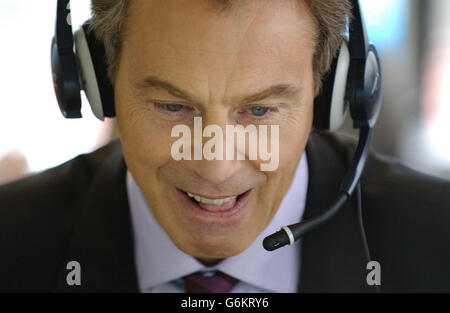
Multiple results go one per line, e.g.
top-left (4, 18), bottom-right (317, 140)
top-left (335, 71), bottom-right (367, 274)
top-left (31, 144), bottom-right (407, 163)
top-left (187, 192), bottom-right (235, 205)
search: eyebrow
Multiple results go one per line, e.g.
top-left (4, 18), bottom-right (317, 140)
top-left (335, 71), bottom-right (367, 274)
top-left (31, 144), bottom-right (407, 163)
top-left (134, 75), bottom-right (301, 105)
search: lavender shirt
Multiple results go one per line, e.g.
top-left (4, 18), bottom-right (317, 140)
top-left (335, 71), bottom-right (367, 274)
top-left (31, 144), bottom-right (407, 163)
top-left (127, 153), bottom-right (308, 293)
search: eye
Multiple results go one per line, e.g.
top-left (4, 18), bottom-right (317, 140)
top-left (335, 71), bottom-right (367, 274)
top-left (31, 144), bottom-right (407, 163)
top-left (248, 106), bottom-right (269, 116)
top-left (153, 102), bottom-right (193, 115)
top-left (164, 103), bottom-right (184, 112)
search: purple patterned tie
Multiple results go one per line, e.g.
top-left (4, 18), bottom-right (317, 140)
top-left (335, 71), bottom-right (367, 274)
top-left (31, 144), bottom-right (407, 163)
top-left (183, 271), bottom-right (239, 293)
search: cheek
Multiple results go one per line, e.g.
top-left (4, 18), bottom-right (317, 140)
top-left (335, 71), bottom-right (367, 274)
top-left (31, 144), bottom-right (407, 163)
top-left (256, 110), bottom-right (312, 220)
top-left (115, 91), bottom-right (174, 173)
top-left (248, 105), bottom-right (313, 172)
top-left (278, 109), bottom-right (313, 166)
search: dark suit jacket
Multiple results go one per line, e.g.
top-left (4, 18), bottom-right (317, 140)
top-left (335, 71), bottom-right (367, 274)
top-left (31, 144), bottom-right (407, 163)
top-left (1, 131), bottom-right (449, 292)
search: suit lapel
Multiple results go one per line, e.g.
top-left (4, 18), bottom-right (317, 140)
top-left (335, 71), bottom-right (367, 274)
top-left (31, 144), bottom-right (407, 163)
top-left (54, 141), bottom-right (139, 292)
top-left (298, 131), bottom-right (378, 292)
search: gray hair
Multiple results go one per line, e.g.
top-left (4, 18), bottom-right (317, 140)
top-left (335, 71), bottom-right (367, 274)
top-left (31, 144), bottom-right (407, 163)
top-left (90, 0), bottom-right (352, 95)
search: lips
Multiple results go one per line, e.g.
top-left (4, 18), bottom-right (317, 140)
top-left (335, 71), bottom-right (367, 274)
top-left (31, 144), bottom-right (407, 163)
top-left (174, 188), bottom-right (253, 218)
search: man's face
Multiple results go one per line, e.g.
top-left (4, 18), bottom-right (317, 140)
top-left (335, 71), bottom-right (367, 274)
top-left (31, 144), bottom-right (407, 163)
top-left (115, 0), bottom-right (316, 263)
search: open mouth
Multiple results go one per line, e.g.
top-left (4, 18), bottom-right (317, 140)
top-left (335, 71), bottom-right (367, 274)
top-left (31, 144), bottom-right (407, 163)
top-left (174, 188), bottom-right (253, 217)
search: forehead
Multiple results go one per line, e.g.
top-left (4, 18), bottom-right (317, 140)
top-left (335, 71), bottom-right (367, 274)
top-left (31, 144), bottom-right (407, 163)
top-left (122, 0), bottom-right (317, 93)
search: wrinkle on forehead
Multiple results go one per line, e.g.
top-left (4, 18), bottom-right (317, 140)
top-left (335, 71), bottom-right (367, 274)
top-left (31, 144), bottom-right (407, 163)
top-left (122, 0), bottom-right (317, 106)
top-left (124, 0), bottom-right (316, 57)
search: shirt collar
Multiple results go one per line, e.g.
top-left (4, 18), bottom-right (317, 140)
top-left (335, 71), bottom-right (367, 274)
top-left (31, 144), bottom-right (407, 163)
top-left (127, 153), bottom-right (308, 293)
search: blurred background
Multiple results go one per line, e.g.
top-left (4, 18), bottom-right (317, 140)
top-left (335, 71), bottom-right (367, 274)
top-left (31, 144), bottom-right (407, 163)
top-left (339, 0), bottom-right (450, 180)
top-left (0, 0), bottom-right (449, 184)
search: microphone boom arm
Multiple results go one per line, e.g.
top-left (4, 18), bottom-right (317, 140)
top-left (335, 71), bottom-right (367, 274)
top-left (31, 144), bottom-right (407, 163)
top-left (263, 127), bottom-right (372, 252)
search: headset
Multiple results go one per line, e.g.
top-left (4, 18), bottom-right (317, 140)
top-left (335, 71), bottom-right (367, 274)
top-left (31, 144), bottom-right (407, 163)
top-left (51, 0), bottom-right (382, 251)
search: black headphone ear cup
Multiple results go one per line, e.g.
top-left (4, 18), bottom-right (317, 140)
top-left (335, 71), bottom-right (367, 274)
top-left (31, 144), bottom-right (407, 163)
top-left (348, 44), bottom-right (382, 128)
top-left (51, 36), bottom-right (82, 118)
top-left (313, 41), bottom-right (350, 131)
top-left (74, 21), bottom-right (115, 120)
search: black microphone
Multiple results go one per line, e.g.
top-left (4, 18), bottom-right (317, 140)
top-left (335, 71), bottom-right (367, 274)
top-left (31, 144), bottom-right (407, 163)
top-left (263, 127), bottom-right (372, 251)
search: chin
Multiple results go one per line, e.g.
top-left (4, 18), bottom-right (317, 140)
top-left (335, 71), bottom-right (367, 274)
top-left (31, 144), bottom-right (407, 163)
top-left (185, 227), bottom-right (257, 259)
top-left (189, 240), bottom-right (248, 260)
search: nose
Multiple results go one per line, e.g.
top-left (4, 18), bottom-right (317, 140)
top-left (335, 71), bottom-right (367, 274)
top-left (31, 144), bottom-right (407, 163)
top-left (188, 157), bottom-right (243, 186)
top-left (186, 110), bottom-right (244, 186)
top-left (191, 160), bottom-right (242, 185)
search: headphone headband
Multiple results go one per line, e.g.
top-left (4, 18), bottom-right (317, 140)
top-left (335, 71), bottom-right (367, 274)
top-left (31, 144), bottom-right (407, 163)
top-left (349, 0), bottom-right (370, 60)
top-left (51, 0), bottom-right (82, 118)
top-left (55, 0), bottom-right (74, 53)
